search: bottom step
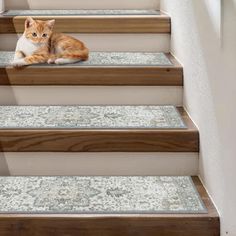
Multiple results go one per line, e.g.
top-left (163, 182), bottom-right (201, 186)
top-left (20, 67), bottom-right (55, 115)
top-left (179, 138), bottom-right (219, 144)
top-left (0, 176), bottom-right (219, 236)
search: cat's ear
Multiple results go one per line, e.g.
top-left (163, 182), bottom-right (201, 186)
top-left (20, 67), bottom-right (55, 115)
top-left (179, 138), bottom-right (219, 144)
top-left (25, 17), bottom-right (35, 29)
top-left (46, 19), bottom-right (55, 30)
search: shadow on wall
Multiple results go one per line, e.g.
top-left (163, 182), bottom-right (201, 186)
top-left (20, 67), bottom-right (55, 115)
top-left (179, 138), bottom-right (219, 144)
top-left (0, 64), bottom-right (21, 175)
top-left (0, 152), bottom-right (10, 176)
top-left (191, 1), bottom-right (222, 47)
top-left (201, 0), bottom-right (222, 41)
top-left (190, 0), bottom-right (223, 188)
top-left (160, 0), bottom-right (225, 224)
top-left (5, 0), bottom-right (30, 10)
top-left (191, 0), bottom-right (235, 181)
top-left (1, 0), bottom-right (28, 176)
top-left (187, 1), bottom-right (236, 235)
top-left (0, 34), bottom-right (19, 51)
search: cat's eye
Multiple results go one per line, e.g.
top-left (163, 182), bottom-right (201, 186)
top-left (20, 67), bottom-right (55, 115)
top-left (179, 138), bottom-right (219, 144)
top-left (32, 32), bottom-right (37, 37)
top-left (42, 33), bottom-right (47, 38)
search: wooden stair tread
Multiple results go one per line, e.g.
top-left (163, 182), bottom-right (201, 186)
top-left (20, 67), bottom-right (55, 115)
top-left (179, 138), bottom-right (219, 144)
top-left (0, 177), bottom-right (219, 236)
top-left (0, 52), bottom-right (183, 85)
top-left (0, 11), bottom-right (170, 33)
top-left (0, 106), bottom-right (198, 152)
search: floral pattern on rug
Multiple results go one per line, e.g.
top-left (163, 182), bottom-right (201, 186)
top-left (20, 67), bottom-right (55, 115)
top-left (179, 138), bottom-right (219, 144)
top-left (3, 10), bottom-right (160, 16)
top-left (0, 176), bottom-right (207, 214)
top-left (0, 106), bottom-right (186, 129)
top-left (0, 52), bottom-right (172, 67)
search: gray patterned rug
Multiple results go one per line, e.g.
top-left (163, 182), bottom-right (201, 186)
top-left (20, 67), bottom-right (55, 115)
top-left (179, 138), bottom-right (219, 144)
top-left (3, 9), bottom-right (160, 16)
top-left (0, 106), bottom-right (186, 129)
top-left (0, 52), bottom-right (172, 67)
top-left (0, 176), bottom-right (207, 214)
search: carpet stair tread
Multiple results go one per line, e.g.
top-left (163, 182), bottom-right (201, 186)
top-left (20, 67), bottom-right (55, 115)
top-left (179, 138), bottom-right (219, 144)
top-left (0, 10), bottom-right (170, 33)
top-left (0, 176), bottom-right (219, 236)
top-left (0, 106), bottom-right (198, 152)
top-left (0, 52), bottom-right (183, 85)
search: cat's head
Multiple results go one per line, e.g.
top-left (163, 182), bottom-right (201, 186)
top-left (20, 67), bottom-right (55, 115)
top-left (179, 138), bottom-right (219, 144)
top-left (24, 17), bottom-right (55, 44)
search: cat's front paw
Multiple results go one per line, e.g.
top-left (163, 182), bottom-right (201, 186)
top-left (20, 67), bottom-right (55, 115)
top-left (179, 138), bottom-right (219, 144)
top-left (11, 59), bottom-right (27, 68)
top-left (47, 58), bottom-right (55, 64)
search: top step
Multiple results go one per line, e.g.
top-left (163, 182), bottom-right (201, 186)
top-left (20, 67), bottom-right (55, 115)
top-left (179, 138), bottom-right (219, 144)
top-left (5, 0), bottom-right (160, 11)
top-left (0, 10), bottom-right (170, 34)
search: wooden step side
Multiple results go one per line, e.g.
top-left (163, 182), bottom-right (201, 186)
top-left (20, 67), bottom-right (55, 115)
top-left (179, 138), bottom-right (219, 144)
top-left (0, 14), bottom-right (170, 34)
top-left (0, 54), bottom-right (183, 86)
top-left (0, 107), bottom-right (198, 152)
top-left (0, 177), bottom-right (219, 236)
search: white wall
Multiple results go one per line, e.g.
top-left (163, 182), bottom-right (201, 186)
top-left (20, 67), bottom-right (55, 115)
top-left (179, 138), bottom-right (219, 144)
top-left (161, 0), bottom-right (236, 235)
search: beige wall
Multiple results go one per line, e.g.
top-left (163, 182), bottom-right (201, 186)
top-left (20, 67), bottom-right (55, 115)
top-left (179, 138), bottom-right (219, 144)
top-left (161, 0), bottom-right (236, 235)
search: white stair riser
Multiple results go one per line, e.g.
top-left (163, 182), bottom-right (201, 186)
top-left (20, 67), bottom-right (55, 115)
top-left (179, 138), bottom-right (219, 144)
top-left (0, 34), bottom-right (170, 52)
top-left (5, 0), bottom-right (159, 10)
top-left (1, 153), bottom-right (198, 176)
top-left (0, 86), bottom-right (183, 106)
top-left (0, 0), bottom-right (4, 13)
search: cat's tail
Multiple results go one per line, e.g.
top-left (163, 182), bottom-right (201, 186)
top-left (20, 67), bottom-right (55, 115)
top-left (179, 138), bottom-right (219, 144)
top-left (52, 48), bottom-right (89, 65)
top-left (62, 47), bottom-right (89, 61)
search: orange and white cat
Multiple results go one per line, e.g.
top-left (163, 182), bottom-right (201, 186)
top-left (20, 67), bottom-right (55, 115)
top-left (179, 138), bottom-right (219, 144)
top-left (12, 17), bottom-right (89, 67)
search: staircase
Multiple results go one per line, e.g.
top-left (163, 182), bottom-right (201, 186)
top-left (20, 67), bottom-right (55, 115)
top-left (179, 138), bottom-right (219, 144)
top-left (0, 1), bottom-right (220, 235)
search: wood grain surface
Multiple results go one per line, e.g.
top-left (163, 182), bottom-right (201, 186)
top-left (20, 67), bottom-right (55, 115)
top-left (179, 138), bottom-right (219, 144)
top-left (0, 14), bottom-right (171, 34)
